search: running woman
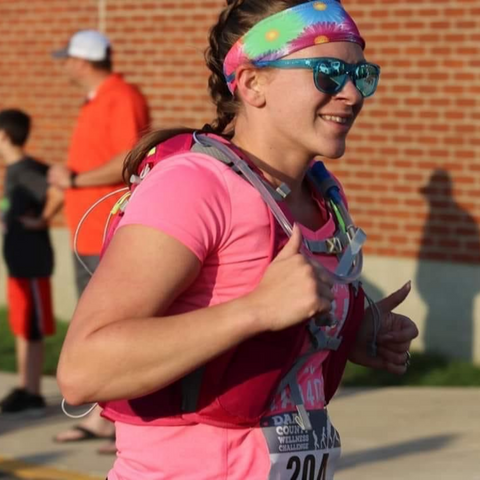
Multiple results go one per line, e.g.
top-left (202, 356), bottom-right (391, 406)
top-left (58, 1), bottom-right (418, 478)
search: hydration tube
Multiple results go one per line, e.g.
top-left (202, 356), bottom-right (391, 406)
top-left (62, 187), bottom-right (128, 420)
top-left (61, 398), bottom-right (98, 419)
top-left (73, 187), bottom-right (129, 276)
top-left (193, 133), bottom-right (364, 284)
top-left (102, 191), bottom-right (131, 243)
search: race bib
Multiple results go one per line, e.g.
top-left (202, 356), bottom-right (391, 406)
top-left (261, 409), bottom-right (341, 480)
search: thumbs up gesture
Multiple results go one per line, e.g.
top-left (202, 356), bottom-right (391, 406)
top-left (245, 225), bottom-right (335, 333)
top-left (349, 282), bottom-right (419, 374)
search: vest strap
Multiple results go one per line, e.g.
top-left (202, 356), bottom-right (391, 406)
top-left (307, 321), bottom-right (342, 351)
top-left (181, 367), bottom-right (205, 413)
top-left (276, 352), bottom-right (314, 430)
top-left (190, 142), bottom-right (234, 166)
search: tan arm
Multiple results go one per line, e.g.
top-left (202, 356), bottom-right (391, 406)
top-left (41, 186), bottom-right (64, 223)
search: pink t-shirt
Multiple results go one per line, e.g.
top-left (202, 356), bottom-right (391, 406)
top-left (107, 151), bottom-right (351, 480)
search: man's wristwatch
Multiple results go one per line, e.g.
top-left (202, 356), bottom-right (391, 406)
top-left (70, 170), bottom-right (79, 188)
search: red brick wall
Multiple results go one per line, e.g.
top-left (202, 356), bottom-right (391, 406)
top-left (340, 0), bottom-right (480, 263)
top-left (0, 0), bottom-right (478, 263)
top-left (0, 1), bottom-right (99, 172)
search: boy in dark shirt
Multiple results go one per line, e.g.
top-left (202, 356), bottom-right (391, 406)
top-left (0, 109), bottom-right (63, 415)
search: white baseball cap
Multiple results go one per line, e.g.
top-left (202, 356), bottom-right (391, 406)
top-left (52, 30), bottom-right (111, 61)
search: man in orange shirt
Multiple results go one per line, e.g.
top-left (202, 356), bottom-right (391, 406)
top-left (49, 29), bottom-right (149, 451)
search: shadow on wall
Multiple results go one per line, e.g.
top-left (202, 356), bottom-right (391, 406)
top-left (416, 169), bottom-right (480, 361)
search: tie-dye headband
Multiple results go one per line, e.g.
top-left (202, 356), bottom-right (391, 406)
top-left (223, 0), bottom-right (365, 93)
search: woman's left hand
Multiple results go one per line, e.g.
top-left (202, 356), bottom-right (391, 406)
top-left (348, 281), bottom-right (419, 374)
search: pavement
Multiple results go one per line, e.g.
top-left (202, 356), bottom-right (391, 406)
top-left (0, 371), bottom-right (479, 479)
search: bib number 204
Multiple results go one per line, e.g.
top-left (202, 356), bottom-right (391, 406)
top-left (287, 454), bottom-right (329, 480)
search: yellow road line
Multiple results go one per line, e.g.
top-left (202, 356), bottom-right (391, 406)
top-left (0, 456), bottom-right (104, 480)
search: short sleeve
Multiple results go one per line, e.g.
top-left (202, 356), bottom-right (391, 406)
top-left (118, 153), bottom-right (232, 262)
top-left (18, 165), bottom-right (48, 204)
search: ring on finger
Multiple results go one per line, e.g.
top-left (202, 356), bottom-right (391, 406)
top-left (405, 350), bottom-right (411, 368)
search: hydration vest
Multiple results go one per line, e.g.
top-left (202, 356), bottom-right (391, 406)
top-left (99, 132), bottom-right (366, 429)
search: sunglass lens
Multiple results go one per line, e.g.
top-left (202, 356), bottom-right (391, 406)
top-left (355, 64), bottom-right (379, 97)
top-left (356, 76), bottom-right (377, 97)
top-left (314, 72), bottom-right (344, 95)
top-left (313, 61), bottom-right (379, 97)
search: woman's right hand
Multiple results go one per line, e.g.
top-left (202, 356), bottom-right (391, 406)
top-left (244, 224), bottom-right (334, 332)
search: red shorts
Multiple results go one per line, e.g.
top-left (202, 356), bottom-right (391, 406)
top-left (7, 277), bottom-right (55, 340)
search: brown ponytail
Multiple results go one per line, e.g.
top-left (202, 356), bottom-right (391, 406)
top-left (123, 0), bottom-right (306, 184)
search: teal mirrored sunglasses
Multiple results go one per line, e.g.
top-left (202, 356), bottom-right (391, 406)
top-left (252, 57), bottom-right (381, 98)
